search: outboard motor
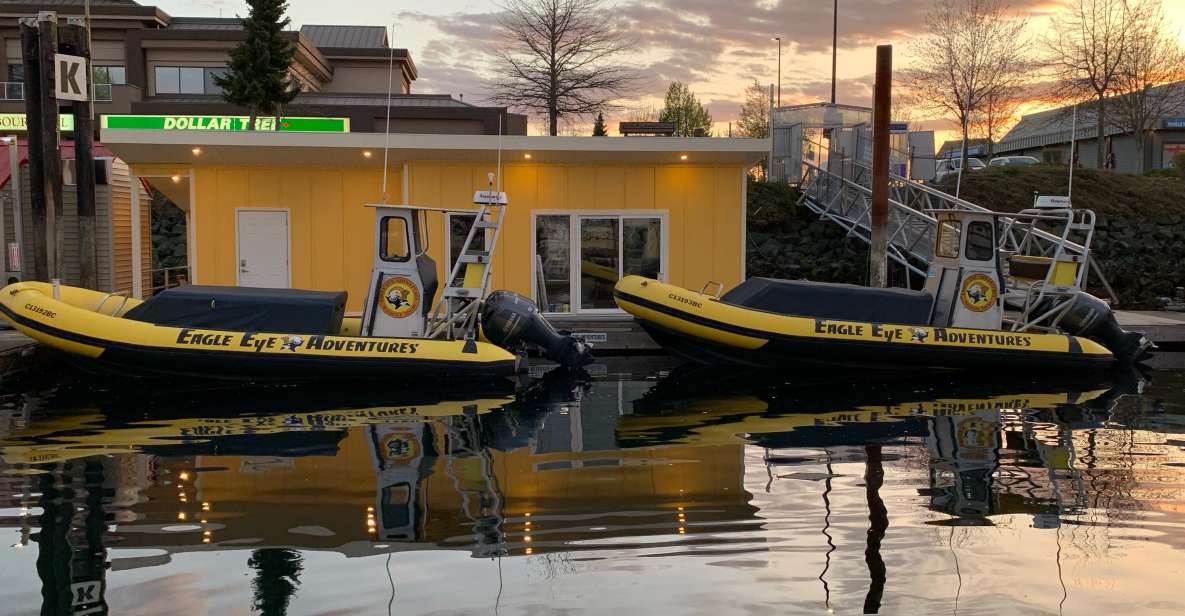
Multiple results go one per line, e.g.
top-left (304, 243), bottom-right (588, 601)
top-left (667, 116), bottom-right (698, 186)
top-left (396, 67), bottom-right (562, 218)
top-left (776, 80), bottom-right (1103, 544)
top-left (481, 291), bottom-right (593, 368)
top-left (1042, 292), bottom-right (1155, 365)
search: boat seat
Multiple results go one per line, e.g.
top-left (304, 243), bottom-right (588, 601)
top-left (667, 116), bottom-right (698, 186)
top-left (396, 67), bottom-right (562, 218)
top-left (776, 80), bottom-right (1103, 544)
top-left (720, 278), bottom-right (933, 325)
top-left (123, 285), bottom-right (347, 335)
top-left (1008, 255), bottom-right (1079, 286)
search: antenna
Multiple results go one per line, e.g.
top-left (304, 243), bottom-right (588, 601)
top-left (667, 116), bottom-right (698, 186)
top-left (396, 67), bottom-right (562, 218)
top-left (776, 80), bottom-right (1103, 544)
top-left (379, 24), bottom-right (395, 203)
top-left (496, 114), bottom-right (503, 193)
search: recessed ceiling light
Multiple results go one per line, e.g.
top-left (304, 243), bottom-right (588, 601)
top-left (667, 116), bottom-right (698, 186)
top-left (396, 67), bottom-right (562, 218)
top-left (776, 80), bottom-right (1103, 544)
top-left (362, 150), bottom-right (373, 158)
top-left (191, 147), bottom-right (202, 156)
top-left (523, 153), bottom-right (532, 159)
top-left (680, 154), bottom-right (688, 161)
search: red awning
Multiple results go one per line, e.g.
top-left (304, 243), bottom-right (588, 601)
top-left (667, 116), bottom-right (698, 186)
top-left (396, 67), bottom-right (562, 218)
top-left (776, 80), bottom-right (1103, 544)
top-left (0, 137), bottom-right (118, 190)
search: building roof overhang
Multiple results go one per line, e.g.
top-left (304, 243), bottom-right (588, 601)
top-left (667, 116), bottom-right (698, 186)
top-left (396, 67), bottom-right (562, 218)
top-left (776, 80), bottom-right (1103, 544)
top-left (101, 130), bottom-right (770, 166)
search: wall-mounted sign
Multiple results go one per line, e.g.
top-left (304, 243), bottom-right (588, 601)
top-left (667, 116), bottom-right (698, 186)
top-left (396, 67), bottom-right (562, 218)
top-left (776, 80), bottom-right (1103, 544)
top-left (100, 115), bottom-right (350, 133)
top-left (53, 53), bottom-right (88, 102)
top-left (1165, 118), bottom-right (1185, 129)
top-left (0, 113), bottom-right (75, 132)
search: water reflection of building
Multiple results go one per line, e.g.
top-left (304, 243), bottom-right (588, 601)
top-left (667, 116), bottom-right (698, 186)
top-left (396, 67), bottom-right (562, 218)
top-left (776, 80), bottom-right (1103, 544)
top-left (1, 377), bottom-right (757, 570)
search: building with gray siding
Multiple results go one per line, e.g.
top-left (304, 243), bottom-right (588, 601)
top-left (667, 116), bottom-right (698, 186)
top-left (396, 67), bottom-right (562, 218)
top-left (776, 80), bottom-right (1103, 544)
top-left (994, 82), bottom-right (1185, 172)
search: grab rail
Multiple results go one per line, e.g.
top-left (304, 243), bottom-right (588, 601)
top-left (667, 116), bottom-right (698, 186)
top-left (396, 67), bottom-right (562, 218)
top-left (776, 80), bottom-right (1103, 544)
top-left (94, 291), bottom-right (131, 316)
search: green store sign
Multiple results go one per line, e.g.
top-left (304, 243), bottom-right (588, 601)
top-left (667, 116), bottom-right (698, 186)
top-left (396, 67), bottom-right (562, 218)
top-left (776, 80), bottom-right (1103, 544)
top-left (101, 115), bottom-right (350, 132)
top-left (0, 113), bottom-right (76, 132)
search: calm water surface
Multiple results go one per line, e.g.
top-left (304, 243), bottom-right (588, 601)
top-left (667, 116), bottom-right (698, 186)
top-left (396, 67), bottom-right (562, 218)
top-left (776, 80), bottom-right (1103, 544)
top-left (1, 358), bottom-right (1184, 615)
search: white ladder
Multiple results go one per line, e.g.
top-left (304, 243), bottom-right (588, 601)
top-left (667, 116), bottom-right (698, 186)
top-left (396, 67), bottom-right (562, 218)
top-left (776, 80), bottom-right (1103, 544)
top-left (425, 187), bottom-right (507, 341)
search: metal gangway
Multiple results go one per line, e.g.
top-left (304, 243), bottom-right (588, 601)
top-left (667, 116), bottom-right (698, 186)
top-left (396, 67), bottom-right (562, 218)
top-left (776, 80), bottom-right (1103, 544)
top-left (795, 130), bottom-right (1114, 302)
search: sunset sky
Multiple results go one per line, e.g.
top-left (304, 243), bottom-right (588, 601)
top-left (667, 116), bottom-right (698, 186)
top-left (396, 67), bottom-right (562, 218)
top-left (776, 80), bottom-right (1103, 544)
top-left (158, 0), bottom-right (1185, 136)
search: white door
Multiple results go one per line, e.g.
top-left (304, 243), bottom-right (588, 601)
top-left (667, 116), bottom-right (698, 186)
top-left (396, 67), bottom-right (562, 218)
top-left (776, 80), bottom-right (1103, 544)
top-left (237, 209), bottom-right (289, 288)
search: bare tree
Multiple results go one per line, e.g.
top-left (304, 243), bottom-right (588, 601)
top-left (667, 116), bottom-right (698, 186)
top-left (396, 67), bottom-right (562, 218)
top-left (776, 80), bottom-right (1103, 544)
top-left (903, 0), bottom-right (1029, 169)
top-left (1045, 0), bottom-right (1134, 168)
top-left (970, 85), bottom-right (1026, 157)
top-left (1110, 0), bottom-right (1185, 172)
top-left (489, 0), bottom-right (637, 136)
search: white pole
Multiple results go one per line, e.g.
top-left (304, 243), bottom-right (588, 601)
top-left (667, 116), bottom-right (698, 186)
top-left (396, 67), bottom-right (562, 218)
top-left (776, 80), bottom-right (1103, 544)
top-left (767, 84), bottom-right (775, 180)
top-left (130, 169), bottom-right (142, 298)
top-left (379, 24), bottom-right (395, 204)
top-left (954, 121), bottom-right (966, 200)
top-left (5, 136), bottom-right (22, 277)
top-left (1067, 103), bottom-right (1077, 199)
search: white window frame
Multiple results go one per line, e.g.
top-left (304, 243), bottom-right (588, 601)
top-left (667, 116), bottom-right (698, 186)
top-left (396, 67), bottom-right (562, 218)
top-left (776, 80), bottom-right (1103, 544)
top-left (530, 209), bottom-right (668, 315)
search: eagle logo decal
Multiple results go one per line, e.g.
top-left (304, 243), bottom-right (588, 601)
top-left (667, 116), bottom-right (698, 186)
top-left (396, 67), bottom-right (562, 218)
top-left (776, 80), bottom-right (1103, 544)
top-left (378, 276), bottom-right (420, 319)
top-left (959, 273), bottom-right (998, 313)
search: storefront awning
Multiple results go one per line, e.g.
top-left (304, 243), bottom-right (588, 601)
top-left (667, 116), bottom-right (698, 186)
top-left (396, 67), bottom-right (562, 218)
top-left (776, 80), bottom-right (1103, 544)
top-left (100, 129), bottom-right (770, 167)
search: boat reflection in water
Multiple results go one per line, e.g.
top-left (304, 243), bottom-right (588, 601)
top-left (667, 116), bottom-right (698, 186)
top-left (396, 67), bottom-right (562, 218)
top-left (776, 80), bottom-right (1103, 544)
top-left (0, 362), bottom-right (1177, 615)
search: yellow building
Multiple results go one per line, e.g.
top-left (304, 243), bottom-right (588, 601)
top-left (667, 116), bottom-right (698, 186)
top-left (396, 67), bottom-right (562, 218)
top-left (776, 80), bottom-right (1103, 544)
top-left (102, 129), bottom-right (766, 317)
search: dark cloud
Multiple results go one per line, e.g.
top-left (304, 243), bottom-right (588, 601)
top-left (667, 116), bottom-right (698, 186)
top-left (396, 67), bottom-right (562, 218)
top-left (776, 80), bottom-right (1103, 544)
top-left (401, 0), bottom-right (1057, 125)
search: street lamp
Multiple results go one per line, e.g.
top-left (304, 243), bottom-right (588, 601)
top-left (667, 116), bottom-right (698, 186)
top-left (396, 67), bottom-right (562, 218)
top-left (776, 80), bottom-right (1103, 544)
top-left (771, 36), bottom-right (781, 107)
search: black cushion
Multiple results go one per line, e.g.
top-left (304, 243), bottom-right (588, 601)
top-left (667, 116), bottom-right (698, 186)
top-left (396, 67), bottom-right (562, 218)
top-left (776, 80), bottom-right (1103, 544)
top-left (124, 285), bottom-right (347, 334)
top-left (720, 278), bottom-right (933, 325)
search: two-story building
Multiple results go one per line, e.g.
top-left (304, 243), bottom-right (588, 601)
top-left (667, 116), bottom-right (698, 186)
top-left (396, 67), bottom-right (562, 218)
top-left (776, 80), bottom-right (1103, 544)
top-left (0, 0), bottom-right (525, 135)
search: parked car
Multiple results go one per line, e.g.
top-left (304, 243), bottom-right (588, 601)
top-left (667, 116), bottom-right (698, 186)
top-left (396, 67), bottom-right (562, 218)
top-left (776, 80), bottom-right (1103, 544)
top-left (989, 155), bottom-right (1040, 167)
top-left (935, 157), bottom-right (985, 182)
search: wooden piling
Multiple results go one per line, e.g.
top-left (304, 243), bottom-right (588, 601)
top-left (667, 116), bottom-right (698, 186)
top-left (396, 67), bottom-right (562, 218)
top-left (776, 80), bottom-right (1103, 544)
top-left (18, 19), bottom-right (47, 281)
top-left (869, 44), bottom-right (892, 289)
top-left (61, 22), bottom-right (97, 289)
top-left (36, 12), bottom-right (63, 282)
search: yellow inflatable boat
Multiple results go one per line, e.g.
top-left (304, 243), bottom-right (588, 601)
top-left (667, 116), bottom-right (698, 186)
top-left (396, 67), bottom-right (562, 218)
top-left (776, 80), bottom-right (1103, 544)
top-left (614, 207), bottom-right (1154, 371)
top-left (613, 276), bottom-right (1123, 371)
top-left (0, 281), bottom-right (517, 382)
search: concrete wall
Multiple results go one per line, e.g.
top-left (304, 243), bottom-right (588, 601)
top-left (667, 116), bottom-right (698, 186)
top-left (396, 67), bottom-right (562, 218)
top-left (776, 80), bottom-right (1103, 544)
top-left (185, 161), bottom-right (745, 313)
top-left (321, 60), bottom-right (402, 94)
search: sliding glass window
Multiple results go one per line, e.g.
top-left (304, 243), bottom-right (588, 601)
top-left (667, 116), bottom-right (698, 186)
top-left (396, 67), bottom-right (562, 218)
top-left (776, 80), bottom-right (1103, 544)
top-left (533, 213), bottom-right (665, 314)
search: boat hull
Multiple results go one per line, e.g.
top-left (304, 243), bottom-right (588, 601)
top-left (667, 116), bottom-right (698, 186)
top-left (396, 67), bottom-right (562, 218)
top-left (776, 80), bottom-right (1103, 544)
top-left (0, 282), bottom-right (517, 383)
top-left (613, 276), bottom-right (1116, 372)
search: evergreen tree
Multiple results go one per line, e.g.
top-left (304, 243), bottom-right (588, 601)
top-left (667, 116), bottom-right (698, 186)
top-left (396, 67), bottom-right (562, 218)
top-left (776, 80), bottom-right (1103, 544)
top-left (215, 0), bottom-right (300, 130)
top-left (592, 112), bottom-right (608, 136)
top-left (658, 82), bottom-right (712, 137)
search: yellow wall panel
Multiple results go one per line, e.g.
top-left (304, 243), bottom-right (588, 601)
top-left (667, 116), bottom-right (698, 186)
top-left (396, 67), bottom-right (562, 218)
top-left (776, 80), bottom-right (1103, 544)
top-left (191, 161), bottom-right (746, 316)
top-left (682, 167), bottom-right (717, 291)
top-left (624, 167), bottom-right (655, 210)
top-left (595, 166), bottom-right (625, 209)
top-left (281, 172), bottom-right (313, 289)
top-left (653, 167), bottom-right (687, 287)
top-left (566, 166), bottom-right (596, 211)
top-left (308, 170), bottom-right (344, 293)
top-left (713, 167), bottom-right (743, 288)
top-left (538, 166), bottom-right (566, 210)
top-left (213, 168), bottom-right (247, 286)
top-left (341, 169), bottom-right (381, 309)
